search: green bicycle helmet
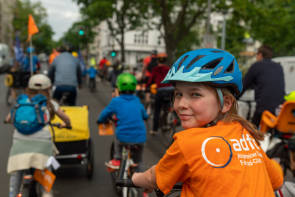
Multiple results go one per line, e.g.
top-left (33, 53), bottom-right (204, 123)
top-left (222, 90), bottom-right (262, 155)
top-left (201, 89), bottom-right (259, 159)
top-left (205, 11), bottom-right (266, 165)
top-left (116, 73), bottom-right (137, 92)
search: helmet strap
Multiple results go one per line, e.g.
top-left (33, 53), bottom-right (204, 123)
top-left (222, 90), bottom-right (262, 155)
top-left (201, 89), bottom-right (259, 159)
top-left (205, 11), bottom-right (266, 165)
top-left (203, 88), bottom-right (224, 128)
top-left (216, 88), bottom-right (224, 110)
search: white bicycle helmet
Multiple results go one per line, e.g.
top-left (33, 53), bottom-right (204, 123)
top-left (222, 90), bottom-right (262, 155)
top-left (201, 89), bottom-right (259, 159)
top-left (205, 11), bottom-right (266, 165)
top-left (28, 74), bottom-right (52, 90)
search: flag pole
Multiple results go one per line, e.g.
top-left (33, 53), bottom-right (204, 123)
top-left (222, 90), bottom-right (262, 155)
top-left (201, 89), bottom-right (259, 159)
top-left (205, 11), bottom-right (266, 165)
top-left (30, 39), bottom-right (33, 76)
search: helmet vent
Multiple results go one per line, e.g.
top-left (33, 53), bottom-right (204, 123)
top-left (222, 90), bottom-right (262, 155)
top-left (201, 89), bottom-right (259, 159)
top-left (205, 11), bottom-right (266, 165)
top-left (186, 55), bottom-right (205, 70)
top-left (35, 83), bottom-right (42, 87)
top-left (202, 58), bottom-right (223, 70)
top-left (211, 50), bottom-right (222, 53)
top-left (213, 66), bottom-right (224, 76)
top-left (225, 60), bottom-right (234, 73)
top-left (176, 55), bottom-right (188, 71)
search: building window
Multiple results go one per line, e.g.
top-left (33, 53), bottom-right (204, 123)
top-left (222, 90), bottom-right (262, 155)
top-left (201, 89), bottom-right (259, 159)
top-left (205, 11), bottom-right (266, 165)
top-left (158, 36), bottom-right (161, 45)
top-left (134, 33), bottom-right (148, 44)
top-left (144, 35), bottom-right (149, 44)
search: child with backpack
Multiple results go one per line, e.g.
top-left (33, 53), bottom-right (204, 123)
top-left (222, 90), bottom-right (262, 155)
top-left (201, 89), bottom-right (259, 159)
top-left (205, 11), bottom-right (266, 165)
top-left (5, 74), bottom-right (71, 197)
top-left (97, 73), bottom-right (148, 170)
top-left (131, 49), bottom-right (284, 196)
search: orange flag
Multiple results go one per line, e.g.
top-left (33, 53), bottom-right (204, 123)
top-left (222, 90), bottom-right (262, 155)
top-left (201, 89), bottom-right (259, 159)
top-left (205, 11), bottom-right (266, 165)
top-left (27, 14), bottom-right (39, 41)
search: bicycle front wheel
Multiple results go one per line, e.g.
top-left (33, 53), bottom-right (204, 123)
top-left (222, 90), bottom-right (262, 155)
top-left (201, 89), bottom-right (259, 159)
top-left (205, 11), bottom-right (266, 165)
top-left (127, 187), bottom-right (143, 197)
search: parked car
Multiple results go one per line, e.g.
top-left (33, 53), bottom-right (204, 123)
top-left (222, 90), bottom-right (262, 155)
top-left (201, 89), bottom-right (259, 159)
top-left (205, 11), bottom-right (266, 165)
top-left (0, 43), bottom-right (12, 67)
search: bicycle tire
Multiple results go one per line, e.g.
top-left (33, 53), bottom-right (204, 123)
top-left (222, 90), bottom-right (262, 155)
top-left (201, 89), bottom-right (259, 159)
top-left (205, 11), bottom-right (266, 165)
top-left (89, 79), bottom-right (95, 92)
top-left (19, 186), bottom-right (30, 197)
top-left (6, 88), bottom-right (12, 106)
top-left (19, 181), bottom-right (39, 197)
top-left (127, 187), bottom-right (143, 197)
top-left (109, 142), bottom-right (122, 196)
top-left (86, 139), bottom-right (94, 179)
top-left (160, 110), bottom-right (178, 148)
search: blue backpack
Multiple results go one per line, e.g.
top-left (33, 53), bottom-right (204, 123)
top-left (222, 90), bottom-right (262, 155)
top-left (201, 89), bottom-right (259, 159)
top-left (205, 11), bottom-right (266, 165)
top-left (11, 94), bottom-right (49, 135)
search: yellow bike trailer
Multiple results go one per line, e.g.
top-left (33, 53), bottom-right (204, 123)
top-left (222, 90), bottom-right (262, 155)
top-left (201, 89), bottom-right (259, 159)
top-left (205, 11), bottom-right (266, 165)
top-left (50, 105), bottom-right (94, 179)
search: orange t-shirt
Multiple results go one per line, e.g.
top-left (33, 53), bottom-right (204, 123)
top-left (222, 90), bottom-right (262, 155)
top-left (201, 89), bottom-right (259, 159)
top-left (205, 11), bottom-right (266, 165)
top-left (155, 121), bottom-right (283, 197)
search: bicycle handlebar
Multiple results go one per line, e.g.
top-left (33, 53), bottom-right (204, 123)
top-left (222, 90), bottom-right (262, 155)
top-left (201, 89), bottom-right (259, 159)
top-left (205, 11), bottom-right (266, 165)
top-left (116, 179), bottom-right (138, 188)
top-left (115, 178), bottom-right (182, 197)
top-left (3, 121), bottom-right (72, 130)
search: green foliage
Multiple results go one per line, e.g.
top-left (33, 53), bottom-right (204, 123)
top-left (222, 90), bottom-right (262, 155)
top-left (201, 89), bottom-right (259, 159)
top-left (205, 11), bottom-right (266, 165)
top-left (71, 0), bottom-right (295, 63)
top-left (60, 18), bottom-right (96, 51)
top-left (147, 0), bottom-right (220, 64)
top-left (249, 0), bottom-right (295, 56)
top-left (13, 0), bottom-right (55, 54)
top-left (219, 0), bottom-right (295, 58)
top-left (74, 0), bottom-right (149, 61)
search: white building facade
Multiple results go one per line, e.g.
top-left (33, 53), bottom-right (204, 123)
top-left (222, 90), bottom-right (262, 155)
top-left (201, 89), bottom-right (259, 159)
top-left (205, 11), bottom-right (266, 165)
top-left (0, 0), bottom-right (16, 49)
top-left (89, 21), bottom-right (166, 68)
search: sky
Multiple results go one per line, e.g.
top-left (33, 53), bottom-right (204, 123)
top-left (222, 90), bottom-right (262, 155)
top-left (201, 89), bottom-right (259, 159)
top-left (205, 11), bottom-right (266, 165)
top-left (31, 0), bottom-right (81, 41)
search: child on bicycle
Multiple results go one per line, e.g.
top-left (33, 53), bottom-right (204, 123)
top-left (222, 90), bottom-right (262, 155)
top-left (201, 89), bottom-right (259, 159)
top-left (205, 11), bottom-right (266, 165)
top-left (132, 48), bottom-right (284, 196)
top-left (97, 72), bottom-right (148, 170)
top-left (6, 74), bottom-right (71, 197)
top-left (87, 64), bottom-right (98, 90)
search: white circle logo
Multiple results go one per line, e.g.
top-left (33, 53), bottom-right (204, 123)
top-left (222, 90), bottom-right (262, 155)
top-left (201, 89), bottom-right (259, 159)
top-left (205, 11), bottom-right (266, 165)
top-left (201, 136), bottom-right (232, 168)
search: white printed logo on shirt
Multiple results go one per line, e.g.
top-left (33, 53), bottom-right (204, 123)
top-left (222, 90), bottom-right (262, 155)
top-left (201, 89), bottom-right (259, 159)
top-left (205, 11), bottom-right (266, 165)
top-left (201, 134), bottom-right (263, 168)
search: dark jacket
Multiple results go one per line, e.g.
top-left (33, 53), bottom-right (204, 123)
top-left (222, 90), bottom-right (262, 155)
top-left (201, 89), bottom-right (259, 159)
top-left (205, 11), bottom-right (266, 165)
top-left (242, 59), bottom-right (285, 114)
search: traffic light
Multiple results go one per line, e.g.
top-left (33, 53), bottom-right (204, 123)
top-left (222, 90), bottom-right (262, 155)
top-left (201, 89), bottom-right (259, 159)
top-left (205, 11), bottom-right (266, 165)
top-left (110, 50), bottom-right (117, 57)
top-left (78, 29), bottom-right (85, 36)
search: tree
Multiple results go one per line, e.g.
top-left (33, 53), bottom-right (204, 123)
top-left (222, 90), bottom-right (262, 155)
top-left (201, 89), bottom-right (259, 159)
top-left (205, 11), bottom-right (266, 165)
top-left (60, 18), bottom-right (96, 52)
top-left (13, 0), bottom-right (55, 54)
top-left (145, 0), bottom-right (233, 64)
top-left (75, 0), bottom-right (148, 62)
top-left (249, 0), bottom-right (295, 56)
top-left (216, 0), bottom-right (295, 58)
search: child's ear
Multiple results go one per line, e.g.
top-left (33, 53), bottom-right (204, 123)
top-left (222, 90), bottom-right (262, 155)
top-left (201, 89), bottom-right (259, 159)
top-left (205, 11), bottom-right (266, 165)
top-left (221, 95), bottom-right (233, 113)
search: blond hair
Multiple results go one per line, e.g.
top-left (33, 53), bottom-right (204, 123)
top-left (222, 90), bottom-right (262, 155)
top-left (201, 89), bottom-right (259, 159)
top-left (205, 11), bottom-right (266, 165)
top-left (220, 88), bottom-right (264, 141)
top-left (25, 88), bottom-right (55, 120)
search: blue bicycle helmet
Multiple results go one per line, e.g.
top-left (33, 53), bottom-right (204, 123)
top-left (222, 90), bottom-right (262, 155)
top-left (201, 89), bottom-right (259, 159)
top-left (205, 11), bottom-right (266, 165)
top-left (162, 48), bottom-right (243, 96)
top-left (27, 47), bottom-right (34, 53)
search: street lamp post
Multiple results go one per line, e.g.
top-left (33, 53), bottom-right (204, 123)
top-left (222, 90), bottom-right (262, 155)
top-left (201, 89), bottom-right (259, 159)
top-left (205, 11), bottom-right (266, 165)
top-left (221, 11), bottom-right (227, 50)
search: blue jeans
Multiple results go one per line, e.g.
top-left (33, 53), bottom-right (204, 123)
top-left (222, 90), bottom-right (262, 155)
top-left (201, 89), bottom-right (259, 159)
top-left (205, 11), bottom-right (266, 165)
top-left (53, 85), bottom-right (77, 106)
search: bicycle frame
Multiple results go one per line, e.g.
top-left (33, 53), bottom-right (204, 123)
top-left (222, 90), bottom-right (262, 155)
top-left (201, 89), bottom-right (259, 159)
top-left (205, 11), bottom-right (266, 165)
top-left (116, 178), bottom-right (182, 197)
top-left (118, 145), bottom-right (140, 197)
top-left (17, 169), bottom-right (39, 197)
top-left (115, 143), bottom-right (182, 197)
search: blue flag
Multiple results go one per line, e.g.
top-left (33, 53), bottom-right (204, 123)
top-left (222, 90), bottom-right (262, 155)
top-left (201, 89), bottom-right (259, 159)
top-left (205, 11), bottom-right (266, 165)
top-left (78, 51), bottom-right (87, 76)
top-left (14, 35), bottom-right (24, 64)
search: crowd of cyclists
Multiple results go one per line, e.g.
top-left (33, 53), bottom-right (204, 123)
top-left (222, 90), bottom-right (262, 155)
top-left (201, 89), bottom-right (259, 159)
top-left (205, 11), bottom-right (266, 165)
top-left (1, 43), bottom-right (295, 197)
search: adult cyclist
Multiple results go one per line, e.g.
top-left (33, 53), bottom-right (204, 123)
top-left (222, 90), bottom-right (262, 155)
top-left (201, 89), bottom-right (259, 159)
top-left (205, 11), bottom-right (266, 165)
top-left (48, 45), bottom-right (82, 106)
top-left (22, 47), bottom-right (40, 74)
top-left (146, 55), bottom-right (173, 135)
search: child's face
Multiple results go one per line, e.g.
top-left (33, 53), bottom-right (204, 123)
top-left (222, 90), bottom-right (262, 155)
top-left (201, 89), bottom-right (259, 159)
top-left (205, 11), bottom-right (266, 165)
top-left (173, 82), bottom-right (220, 129)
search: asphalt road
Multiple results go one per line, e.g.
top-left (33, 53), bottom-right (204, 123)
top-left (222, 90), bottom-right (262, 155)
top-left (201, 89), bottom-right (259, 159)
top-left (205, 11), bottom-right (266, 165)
top-left (0, 74), bottom-right (170, 197)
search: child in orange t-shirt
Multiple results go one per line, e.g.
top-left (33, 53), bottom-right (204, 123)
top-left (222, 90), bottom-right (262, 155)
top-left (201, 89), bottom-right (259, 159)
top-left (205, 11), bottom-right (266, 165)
top-left (131, 48), bottom-right (284, 196)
